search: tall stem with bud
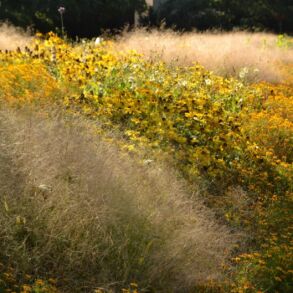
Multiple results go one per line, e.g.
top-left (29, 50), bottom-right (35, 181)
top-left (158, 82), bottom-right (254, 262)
top-left (58, 6), bottom-right (66, 37)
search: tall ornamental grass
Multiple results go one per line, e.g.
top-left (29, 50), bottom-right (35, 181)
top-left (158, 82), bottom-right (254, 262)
top-left (0, 107), bottom-right (236, 292)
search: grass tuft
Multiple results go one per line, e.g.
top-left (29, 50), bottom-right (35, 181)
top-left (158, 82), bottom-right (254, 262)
top-left (114, 28), bottom-right (293, 83)
top-left (0, 107), bottom-right (237, 292)
top-left (0, 22), bottom-right (32, 51)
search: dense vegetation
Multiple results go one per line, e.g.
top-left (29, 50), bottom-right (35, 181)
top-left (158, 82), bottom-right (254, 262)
top-left (157, 0), bottom-right (293, 33)
top-left (0, 0), bottom-right (146, 37)
top-left (0, 0), bottom-right (292, 37)
top-left (0, 30), bottom-right (292, 292)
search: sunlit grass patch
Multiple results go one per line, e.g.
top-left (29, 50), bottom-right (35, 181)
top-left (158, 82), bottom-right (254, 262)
top-left (0, 22), bottom-right (32, 51)
top-left (114, 29), bottom-right (293, 83)
top-left (0, 107), bottom-right (236, 292)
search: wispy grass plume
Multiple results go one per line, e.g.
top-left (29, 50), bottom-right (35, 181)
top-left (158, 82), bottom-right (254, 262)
top-left (114, 29), bottom-right (293, 83)
top-left (0, 22), bottom-right (32, 51)
top-left (0, 107), bottom-right (237, 292)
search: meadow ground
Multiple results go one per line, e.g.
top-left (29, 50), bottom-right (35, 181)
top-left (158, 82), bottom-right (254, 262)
top-left (114, 28), bottom-right (293, 83)
top-left (0, 24), bottom-right (292, 293)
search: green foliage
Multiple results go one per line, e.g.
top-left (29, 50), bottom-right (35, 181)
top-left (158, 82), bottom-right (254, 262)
top-left (1, 0), bottom-right (292, 35)
top-left (156, 0), bottom-right (293, 33)
top-left (0, 0), bottom-right (146, 37)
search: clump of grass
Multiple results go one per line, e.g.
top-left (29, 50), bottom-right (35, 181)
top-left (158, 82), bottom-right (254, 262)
top-left (114, 28), bottom-right (293, 83)
top-left (0, 107), bottom-right (237, 292)
top-left (0, 22), bottom-right (32, 51)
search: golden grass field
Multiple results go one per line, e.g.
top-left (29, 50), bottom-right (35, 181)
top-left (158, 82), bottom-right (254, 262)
top-left (114, 28), bottom-right (293, 83)
top-left (0, 23), bottom-right (32, 51)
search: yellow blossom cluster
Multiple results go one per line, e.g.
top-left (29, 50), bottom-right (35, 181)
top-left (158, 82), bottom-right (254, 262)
top-left (0, 262), bottom-right (58, 293)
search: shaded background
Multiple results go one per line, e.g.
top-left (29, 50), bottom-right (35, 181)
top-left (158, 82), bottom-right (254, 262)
top-left (0, 0), bottom-right (292, 37)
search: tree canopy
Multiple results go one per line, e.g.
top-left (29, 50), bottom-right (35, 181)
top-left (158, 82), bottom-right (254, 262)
top-left (0, 0), bottom-right (292, 36)
top-left (0, 0), bottom-right (146, 37)
top-left (156, 0), bottom-right (293, 33)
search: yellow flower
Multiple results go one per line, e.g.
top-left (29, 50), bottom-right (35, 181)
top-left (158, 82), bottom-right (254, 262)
top-left (35, 279), bottom-right (45, 286)
top-left (21, 285), bottom-right (32, 293)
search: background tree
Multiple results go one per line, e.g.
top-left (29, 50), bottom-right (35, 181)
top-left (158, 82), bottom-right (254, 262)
top-left (0, 0), bottom-right (147, 37)
top-left (0, 0), bottom-right (292, 35)
top-left (155, 0), bottom-right (293, 33)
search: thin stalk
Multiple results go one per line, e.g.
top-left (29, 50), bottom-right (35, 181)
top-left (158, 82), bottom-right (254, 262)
top-left (60, 13), bottom-right (64, 37)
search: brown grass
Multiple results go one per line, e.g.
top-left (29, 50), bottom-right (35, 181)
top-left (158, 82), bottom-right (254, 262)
top-left (114, 29), bottom-right (293, 83)
top-left (1, 22), bottom-right (291, 83)
top-left (0, 106), bottom-right (238, 292)
top-left (0, 23), bottom-right (32, 51)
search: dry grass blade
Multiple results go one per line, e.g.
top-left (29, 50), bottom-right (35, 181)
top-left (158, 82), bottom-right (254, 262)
top-left (0, 22), bottom-right (32, 51)
top-left (0, 107), bottom-right (238, 292)
top-left (114, 28), bottom-right (293, 83)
